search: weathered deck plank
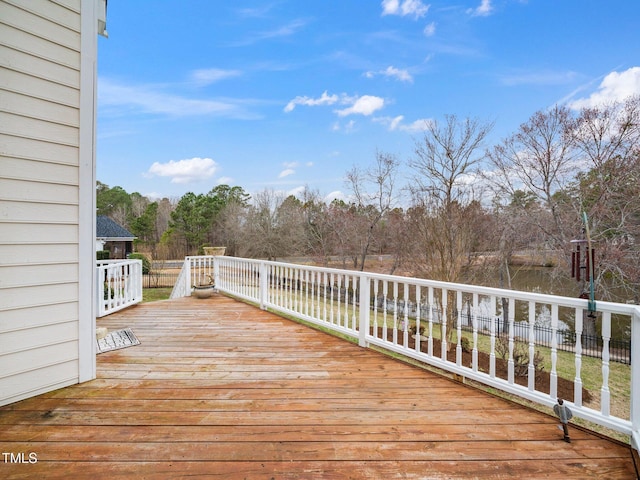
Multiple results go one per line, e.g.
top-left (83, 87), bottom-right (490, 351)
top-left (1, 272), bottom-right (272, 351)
top-left (0, 295), bottom-right (636, 479)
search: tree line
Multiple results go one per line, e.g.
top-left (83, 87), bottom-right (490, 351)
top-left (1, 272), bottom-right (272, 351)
top-left (98, 96), bottom-right (640, 303)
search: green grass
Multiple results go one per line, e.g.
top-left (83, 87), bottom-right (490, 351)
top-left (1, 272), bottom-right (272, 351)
top-left (143, 287), bottom-right (173, 302)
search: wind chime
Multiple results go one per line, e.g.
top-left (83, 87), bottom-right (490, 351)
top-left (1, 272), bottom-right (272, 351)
top-left (570, 212), bottom-right (596, 316)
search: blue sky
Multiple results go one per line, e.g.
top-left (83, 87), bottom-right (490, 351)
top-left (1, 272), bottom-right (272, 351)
top-left (97, 0), bottom-right (640, 202)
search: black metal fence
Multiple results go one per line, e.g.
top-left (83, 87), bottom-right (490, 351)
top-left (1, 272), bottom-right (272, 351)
top-left (371, 295), bottom-right (631, 365)
top-left (462, 313), bottom-right (631, 365)
top-left (143, 271), bottom-right (180, 288)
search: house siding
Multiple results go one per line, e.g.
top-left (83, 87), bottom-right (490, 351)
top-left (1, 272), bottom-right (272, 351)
top-left (0, 0), bottom-right (96, 406)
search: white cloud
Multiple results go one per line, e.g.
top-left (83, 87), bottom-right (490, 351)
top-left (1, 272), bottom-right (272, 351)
top-left (381, 0), bottom-right (430, 19)
top-left (146, 157), bottom-right (218, 184)
top-left (468, 0), bottom-right (493, 17)
top-left (374, 115), bottom-right (432, 132)
top-left (279, 168), bottom-right (295, 178)
top-left (569, 67), bottom-right (640, 109)
top-left (287, 186), bottom-right (306, 197)
top-left (236, 5), bottom-right (275, 18)
top-left (500, 70), bottom-right (577, 86)
top-left (324, 190), bottom-right (346, 203)
top-left (423, 22), bottom-right (436, 36)
top-left (99, 78), bottom-right (256, 118)
top-left (286, 92), bottom-right (385, 119)
top-left (230, 19), bottom-right (308, 46)
top-left (365, 66), bottom-right (413, 82)
top-left (217, 176), bottom-right (234, 185)
top-left (191, 68), bottom-right (242, 86)
top-left (381, 0), bottom-right (400, 15)
top-left (283, 161), bottom-right (299, 168)
top-left (284, 91), bottom-right (339, 112)
top-left (402, 118), bottom-right (433, 132)
top-left (335, 95), bottom-right (385, 116)
top-left (143, 192), bottom-right (164, 200)
top-left (305, 161), bottom-right (314, 167)
top-left (332, 119), bottom-right (357, 133)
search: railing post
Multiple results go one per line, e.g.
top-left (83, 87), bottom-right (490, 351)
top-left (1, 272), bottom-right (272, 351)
top-left (259, 261), bottom-right (268, 310)
top-left (134, 259), bottom-right (143, 302)
top-left (95, 264), bottom-right (103, 317)
top-left (213, 256), bottom-right (220, 291)
top-left (358, 273), bottom-right (370, 348)
top-left (185, 257), bottom-right (192, 295)
top-left (631, 307), bottom-right (640, 451)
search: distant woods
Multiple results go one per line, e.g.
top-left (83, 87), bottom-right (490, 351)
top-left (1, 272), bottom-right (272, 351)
top-left (98, 96), bottom-right (640, 303)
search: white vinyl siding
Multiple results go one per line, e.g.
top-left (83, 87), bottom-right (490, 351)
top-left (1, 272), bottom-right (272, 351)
top-left (0, 178), bottom-right (79, 203)
top-left (0, 0), bottom-right (93, 406)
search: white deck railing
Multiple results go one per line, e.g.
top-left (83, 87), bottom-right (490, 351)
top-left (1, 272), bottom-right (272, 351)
top-left (174, 255), bottom-right (640, 449)
top-left (96, 259), bottom-right (143, 317)
top-left (170, 255), bottom-right (217, 299)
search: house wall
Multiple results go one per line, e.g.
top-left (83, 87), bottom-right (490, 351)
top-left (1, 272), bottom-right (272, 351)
top-left (0, 0), bottom-right (97, 406)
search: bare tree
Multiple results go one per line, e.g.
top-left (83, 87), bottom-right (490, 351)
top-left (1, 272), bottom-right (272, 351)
top-left (408, 114), bottom-right (494, 282)
top-left (346, 151), bottom-right (400, 271)
top-left (486, 105), bottom-right (578, 249)
top-left (215, 200), bottom-right (248, 257)
top-left (326, 200), bottom-right (360, 269)
top-left (300, 188), bottom-right (334, 266)
top-left (569, 96), bottom-right (640, 302)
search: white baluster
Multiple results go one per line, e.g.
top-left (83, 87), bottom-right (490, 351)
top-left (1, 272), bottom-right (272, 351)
top-left (456, 291), bottom-right (462, 367)
top-left (601, 311), bottom-right (611, 416)
top-left (382, 280), bottom-right (388, 342)
top-left (330, 273), bottom-right (335, 325)
top-left (336, 274), bottom-right (342, 327)
top-left (441, 289), bottom-right (448, 360)
top-left (402, 283), bottom-right (409, 348)
top-left (322, 271), bottom-right (328, 323)
top-left (392, 282), bottom-right (399, 345)
top-left (472, 293), bottom-right (479, 372)
top-left (343, 275), bottom-right (349, 328)
top-left (508, 297), bottom-right (515, 384)
top-left (305, 270), bottom-right (311, 317)
top-left (574, 307), bottom-right (583, 407)
top-left (427, 287), bottom-right (434, 357)
top-left (490, 295), bottom-right (496, 378)
top-left (415, 287), bottom-right (422, 353)
top-left (351, 274), bottom-right (358, 331)
top-left (550, 304), bottom-right (559, 399)
top-left (528, 301), bottom-right (536, 391)
top-left (373, 279), bottom-right (379, 339)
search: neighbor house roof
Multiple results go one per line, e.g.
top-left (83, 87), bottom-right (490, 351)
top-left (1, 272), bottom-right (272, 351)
top-left (96, 216), bottom-right (136, 240)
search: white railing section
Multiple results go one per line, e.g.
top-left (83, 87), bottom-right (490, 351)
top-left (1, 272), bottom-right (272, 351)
top-left (169, 255), bottom-right (218, 300)
top-left (96, 259), bottom-right (143, 317)
top-left (175, 255), bottom-right (640, 447)
top-left (170, 259), bottom-right (190, 299)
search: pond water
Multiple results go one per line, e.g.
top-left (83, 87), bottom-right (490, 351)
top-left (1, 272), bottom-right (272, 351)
top-left (475, 266), bottom-right (632, 341)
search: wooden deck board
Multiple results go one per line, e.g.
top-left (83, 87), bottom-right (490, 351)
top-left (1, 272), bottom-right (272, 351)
top-left (1, 294), bottom-right (636, 479)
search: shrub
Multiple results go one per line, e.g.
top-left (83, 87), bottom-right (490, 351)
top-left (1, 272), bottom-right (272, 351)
top-left (129, 253), bottom-right (151, 274)
top-left (96, 250), bottom-right (110, 260)
top-left (460, 336), bottom-right (471, 353)
top-left (409, 323), bottom-right (425, 336)
top-left (495, 334), bottom-right (544, 377)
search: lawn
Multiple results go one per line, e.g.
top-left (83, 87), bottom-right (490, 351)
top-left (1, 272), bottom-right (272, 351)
top-left (143, 288), bottom-right (173, 302)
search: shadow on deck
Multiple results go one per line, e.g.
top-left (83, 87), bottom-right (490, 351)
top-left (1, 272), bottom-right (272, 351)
top-left (0, 294), bottom-right (637, 479)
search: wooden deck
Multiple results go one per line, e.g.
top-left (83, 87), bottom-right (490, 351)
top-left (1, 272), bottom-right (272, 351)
top-left (1, 294), bottom-right (636, 479)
